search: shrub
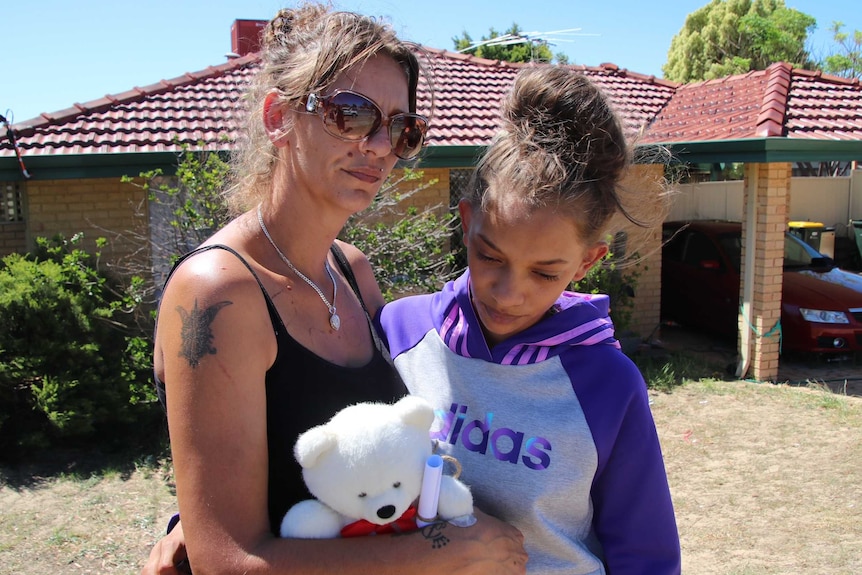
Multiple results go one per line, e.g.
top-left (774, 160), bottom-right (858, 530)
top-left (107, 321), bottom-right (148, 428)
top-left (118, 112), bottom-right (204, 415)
top-left (127, 149), bottom-right (460, 302)
top-left (0, 234), bottom-right (157, 456)
top-left (572, 249), bottom-right (640, 333)
top-left (341, 169), bottom-right (459, 300)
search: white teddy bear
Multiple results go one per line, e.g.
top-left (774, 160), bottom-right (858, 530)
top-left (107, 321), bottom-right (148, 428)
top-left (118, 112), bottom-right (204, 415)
top-left (280, 395), bottom-right (474, 539)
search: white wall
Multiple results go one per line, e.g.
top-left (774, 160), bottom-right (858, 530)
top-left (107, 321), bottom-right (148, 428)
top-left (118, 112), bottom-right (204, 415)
top-left (667, 181), bottom-right (744, 222)
top-left (668, 171), bottom-right (862, 239)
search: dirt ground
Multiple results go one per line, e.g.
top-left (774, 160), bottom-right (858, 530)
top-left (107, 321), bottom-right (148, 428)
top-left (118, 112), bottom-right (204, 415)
top-left (0, 452), bottom-right (177, 574)
top-left (656, 323), bottom-right (862, 397)
top-left (1, 379), bottom-right (860, 574)
top-left (652, 381), bottom-right (862, 575)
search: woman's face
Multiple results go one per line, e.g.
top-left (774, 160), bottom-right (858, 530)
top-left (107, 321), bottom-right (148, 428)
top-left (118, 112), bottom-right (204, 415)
top-left (459, 200), bottom-right (608, 347)
top-left (278, 54), bottom-right (411, 215)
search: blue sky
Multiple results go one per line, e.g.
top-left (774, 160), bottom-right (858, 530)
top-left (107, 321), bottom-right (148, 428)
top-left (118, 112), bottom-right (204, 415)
top-left (2, 0), bottom-right (857, 124)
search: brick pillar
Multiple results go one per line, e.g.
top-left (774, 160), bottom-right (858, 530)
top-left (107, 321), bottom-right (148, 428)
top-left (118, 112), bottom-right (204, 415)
top-left (740, 162), bottom-right (790, 381)
top-left (624, 164), bottom-right (664, 339)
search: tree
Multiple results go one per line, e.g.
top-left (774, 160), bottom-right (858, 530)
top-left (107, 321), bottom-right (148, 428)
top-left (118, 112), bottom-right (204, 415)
top-left (663, 0), bottom-right (816, 83)
top-left (453, 23), bottom-right (555, 63)
top-left (821, 21), bottom-right (862, 79)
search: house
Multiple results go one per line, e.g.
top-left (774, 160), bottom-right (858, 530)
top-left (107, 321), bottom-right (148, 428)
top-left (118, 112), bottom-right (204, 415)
top-left (3, 19), bottom-right (862, 381)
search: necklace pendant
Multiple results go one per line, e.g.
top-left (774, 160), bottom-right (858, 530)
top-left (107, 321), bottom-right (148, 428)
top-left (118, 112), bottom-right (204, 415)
top-left (330, 313), bottom-right (341, 331)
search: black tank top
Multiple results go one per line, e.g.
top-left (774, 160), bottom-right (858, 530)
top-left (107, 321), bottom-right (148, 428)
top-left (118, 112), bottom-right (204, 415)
top-left (155, 244), bottom-right (407, 534)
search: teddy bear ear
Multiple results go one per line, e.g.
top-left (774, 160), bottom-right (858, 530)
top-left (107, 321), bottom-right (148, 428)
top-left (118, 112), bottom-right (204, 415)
top-left (294, 425), bottom-right (337, 469)
top-left (394, 395), bottom-right (434, 431)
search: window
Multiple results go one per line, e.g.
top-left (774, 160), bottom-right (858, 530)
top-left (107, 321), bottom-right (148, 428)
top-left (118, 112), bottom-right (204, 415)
top-left (3, 183), bottom-right (22, 222)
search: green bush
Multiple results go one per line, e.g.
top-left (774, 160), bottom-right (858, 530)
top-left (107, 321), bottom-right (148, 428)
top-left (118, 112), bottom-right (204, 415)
top-left (341, 169), bottom-right (459, 300)
top-left (127, 147), bottom-right (458, 302)
top-left (572, 249), bottom-right (640, 333)
top-left (0, 235), bottom-right (157, 456)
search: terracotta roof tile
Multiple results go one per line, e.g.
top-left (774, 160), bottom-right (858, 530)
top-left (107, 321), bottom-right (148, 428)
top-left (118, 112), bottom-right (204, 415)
top-left (1, 48), bottom-right (677, 159)
top-left (4, 48), bottom-right (862, 161)
top-left (785, 71), bottom-right (862, 140)
top-left (642, 63), bottom-right (862, 144)
top-left (642, 66), bottom-right (781, 143)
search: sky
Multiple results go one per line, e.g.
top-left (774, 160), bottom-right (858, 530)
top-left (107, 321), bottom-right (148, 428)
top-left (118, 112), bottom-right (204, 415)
top-left (2, 0), bottom-right (858, 124)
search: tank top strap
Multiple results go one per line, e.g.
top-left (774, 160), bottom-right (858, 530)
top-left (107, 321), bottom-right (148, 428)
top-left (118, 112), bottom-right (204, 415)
top-left (329, 243), bottom-right (394, 365)
top-left (163, 244), bottom-right (284, 338)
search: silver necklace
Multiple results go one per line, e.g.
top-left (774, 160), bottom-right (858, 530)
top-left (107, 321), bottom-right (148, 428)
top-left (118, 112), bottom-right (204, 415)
top-left (257, 205), bottom-right (340, 331)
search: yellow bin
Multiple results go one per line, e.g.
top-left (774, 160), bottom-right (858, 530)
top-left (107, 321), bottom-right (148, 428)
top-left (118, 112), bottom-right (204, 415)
top-left (787, 221), bottom-right (824, 252)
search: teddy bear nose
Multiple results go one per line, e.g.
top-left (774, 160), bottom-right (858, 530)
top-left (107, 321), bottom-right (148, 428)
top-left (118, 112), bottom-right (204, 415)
top-left (377, 505), bottom-right (397, 520)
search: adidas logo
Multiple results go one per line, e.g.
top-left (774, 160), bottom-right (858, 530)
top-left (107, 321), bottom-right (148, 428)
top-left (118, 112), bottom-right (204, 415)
top-left (431, 403), bottom-right (551, 470)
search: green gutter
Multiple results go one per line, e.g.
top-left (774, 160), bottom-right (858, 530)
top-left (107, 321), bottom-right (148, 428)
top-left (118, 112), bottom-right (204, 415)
top-left (0, 150), bottom-right (231, 181)
top-left (3, 139), bottom-right (860, 181)
top-left (0, 152), bottom-right (182, 181)
top-left (412, 145), bottom-right (485, 169)
top-left (658, 138), bottom-right (862, 164)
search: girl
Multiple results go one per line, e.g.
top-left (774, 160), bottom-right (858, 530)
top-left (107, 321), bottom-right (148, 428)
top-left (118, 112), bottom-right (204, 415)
top-left (377, 66), bottom-right (681, 574)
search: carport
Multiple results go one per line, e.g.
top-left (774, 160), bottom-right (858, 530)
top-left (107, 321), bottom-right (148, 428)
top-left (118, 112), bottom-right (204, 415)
top-left (642, 63), bottom-right (862, 381)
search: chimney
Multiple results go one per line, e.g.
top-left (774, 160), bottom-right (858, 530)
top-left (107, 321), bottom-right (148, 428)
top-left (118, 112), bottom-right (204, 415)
top-left (229, 19), bottom-right (268, 58)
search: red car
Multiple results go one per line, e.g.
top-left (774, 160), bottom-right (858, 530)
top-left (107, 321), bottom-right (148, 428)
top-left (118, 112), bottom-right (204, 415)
top-left (661, 220), bottom-right (862, 354)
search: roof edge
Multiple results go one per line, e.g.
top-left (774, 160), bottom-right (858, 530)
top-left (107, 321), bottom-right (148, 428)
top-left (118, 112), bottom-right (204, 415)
top-left (417, 46), bottom-right (680, 88)
top-left (660, 137), bottom-right (862, 163)
top-left (11, 52), bottom-right (260, 135)
top-left (0, 151), bottom-right (190, 181)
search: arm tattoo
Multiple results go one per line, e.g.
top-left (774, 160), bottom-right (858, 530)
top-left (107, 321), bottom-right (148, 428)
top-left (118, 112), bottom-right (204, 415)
top-left (176, 299), bottom-right (232, 368)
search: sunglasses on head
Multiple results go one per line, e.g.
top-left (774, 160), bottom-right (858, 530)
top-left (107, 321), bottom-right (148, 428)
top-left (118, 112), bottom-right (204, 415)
top-left (305, 90), bottom-right (428, 160)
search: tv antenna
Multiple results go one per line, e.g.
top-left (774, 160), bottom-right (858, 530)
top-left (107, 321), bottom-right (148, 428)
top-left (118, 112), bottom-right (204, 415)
top-left (457, 27), bottom-right (599, 60)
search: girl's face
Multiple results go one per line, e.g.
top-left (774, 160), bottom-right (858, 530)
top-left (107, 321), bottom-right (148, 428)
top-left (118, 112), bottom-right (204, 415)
top-left (459, 199), bottom-right (608, 347)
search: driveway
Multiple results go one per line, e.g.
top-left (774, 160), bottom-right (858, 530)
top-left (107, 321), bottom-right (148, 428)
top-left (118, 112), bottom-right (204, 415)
top-left (653, 324), bottom-right (862, 398)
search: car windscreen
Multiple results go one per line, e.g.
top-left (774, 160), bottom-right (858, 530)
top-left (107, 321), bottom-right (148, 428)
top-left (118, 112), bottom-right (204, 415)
top-left (784, 233), bottom-right (829, 269)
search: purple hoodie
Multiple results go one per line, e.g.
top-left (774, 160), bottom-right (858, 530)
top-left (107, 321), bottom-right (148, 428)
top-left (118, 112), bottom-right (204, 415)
top-left (377, 270), bottom-right (680, 575)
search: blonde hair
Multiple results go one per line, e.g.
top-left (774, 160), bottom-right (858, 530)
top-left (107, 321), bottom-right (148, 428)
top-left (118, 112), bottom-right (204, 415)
top-left (465, 66), bottom-right (645, 244)
top-left (226, 2), bottom-right (424, 215)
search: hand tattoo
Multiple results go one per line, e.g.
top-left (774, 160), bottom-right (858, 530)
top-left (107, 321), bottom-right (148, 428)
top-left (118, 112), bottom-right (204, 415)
top-left (421, 522), bottom-right (450, 549)
top-left (176, 299), bottom-right (232, 368)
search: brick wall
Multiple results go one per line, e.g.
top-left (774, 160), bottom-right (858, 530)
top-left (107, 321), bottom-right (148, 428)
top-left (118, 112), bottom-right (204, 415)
top-left (24, 177), bottom-right (150, 269)
top-left (0, 222), bottom-right (26, 256)
top-left (382, 167), bottom-right (452, 218)
top-left (740, 162), bottom-right (790, 381)
top-left (618, 164), bottom-right (666, 339)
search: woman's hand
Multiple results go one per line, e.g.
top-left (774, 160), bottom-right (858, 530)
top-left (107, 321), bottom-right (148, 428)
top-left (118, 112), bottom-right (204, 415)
top-left (140, 522), bottom-right (190, 575)
top-left (439, 508), bottom-right (527, 575)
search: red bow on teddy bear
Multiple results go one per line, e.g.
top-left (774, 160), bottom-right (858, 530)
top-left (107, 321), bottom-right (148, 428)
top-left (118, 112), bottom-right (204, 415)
top-left (340, 505), bottom-right (421, 537)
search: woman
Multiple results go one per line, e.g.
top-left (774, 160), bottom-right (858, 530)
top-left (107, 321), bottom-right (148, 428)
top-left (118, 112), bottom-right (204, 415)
top-left (146, 4), bottom-right (526, 574)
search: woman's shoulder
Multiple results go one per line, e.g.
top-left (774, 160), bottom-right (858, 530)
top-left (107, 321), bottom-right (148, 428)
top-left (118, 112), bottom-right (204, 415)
top-left (162, 243), bottom-right (262, 304)
top-left (154, 240), bottom-right (278, 384)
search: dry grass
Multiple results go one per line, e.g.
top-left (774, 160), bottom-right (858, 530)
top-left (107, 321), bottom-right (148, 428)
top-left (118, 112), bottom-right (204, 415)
top-left (0, 451), bottom-right (177, 574)
top-left (653, 380), bottom-right (862, 575)
top-left (1, 379), bottom-right (860, 574)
